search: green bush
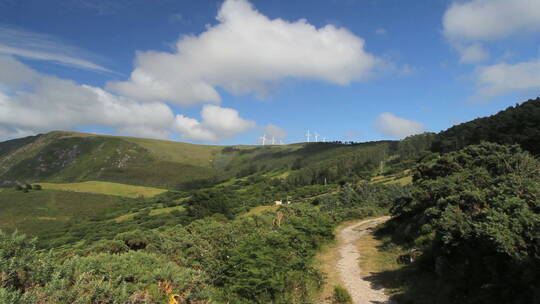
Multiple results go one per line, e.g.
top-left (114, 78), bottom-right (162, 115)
top-left (333, 285), bottom-right (352, 303)
top-left (388, 143), bottom-right (540, 303)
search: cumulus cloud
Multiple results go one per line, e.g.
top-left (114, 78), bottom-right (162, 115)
top-left (0, 56), bottom-right (173, 139)
top-left (172, 104), bottom-right (255, 142)
top-left (262, 124), bottom-right (286, 143)
top-left (0, 25), bottom-right (110, 72)
top-left (443, 0), bottom-right (540, 42)
top-left (0, 55), bottom-right (257, 142)
top-left (457, 43), bottom-right (490, 64)
top-left (443, 0), bottom-right (540, 64)
top-left (474, 58), bottom-right (540, 101)
top-left (108, 0), bottom-right (379, 105)
top-left (374, 113), bottom-right (425, 138)
top-left (442, 0), bottom-right (540, 98)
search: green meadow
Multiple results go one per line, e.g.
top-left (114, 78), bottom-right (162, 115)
top-left (38, 181), bottom-right (167, 198)
top-left (0, 188), bottom-right (130, 235)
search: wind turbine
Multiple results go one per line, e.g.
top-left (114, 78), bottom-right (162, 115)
top-left (314, 132), bottom-right (319, 142)
top-left (259, 134), bottom-right (267, 146)
top-left (279, 139), bottom-right (284, 145)
top-left (272, 136), bottom-right (275, 145)
top-left (322, 136), bottom-right (326, 142)
top-left (306, 130), bottom-right (311, 142)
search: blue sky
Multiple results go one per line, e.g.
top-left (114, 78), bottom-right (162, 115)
top-left (0, 0), bottom-right (539, 144)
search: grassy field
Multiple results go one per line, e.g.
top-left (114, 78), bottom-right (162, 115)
top-left (113, 205), bottom-right (186, 222)
top-left (384, 175), bottom-right (412, 186)
top-left (38, 181), bottom-right (167, 198)
top-left (122, 136), bottom-right (223, 166)
top-left (0, 189), bottom-right (128, 235)
top-left (242, 205), bottom-right (279, 217)
top-left (370, 173), bottom-right (413, 186)
top-left (149, 205), bottom-right (185, 216)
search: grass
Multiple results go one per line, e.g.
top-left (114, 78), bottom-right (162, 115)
top-left (113, 205), bottom-right (186, 222)
top-left (356, 233), bottom-right (405, 278)
top-left (242, 205), bottom-right (279, 217)
top-left (112, 212), bottom-right (138, 223)
top-left (314, 219), bottom-right (363, 303)
top-left (38, 181), bottom-right (167, 198)
top-left (384, 175), bottom-right (413, 186)
top-left (122, 136), bottom-right (222, 167)
top-left (357, 226), bottom-right (440, 303)
top-left (314, 239), bottom-right (342, 303)
top-left (0, 189), bottom-right (127, 236)
top-left (149, 205), bottom-right (185, 216)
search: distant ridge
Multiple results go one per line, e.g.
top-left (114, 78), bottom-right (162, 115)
top-left (432, 97), bottom-right (540, 154)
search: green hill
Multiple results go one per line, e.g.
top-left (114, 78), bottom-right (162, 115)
top-left (1, 97), bottom-right (539, 304)
top-left (432, 97), bottom-right (540, 154)
top-left (0, 131), bottom-right (223, 189)
top-left (0, 131), bottom-right (399, 190)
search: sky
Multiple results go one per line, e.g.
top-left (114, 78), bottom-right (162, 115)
top-left (0, 0), bottom-right (539, 145)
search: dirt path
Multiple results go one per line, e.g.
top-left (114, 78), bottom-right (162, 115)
top-left (336, 216), bottom-right (391, 304)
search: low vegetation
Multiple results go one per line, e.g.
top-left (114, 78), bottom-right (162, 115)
top-left (333, 285), bottom-right (352, 303)
top-left (38, 181), bottom-right (167, 198)
top-left (1, 98), bottom-right (539, 304)
top-left (380, 142), bottom-right (540, 303)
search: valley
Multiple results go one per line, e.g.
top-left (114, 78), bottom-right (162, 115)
top-left (0, 98), bottom-right (539, 303)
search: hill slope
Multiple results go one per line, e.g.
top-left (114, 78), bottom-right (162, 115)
top-left (0, 131), bottom-right (399, 189)
top-left (432, 97), bottom-right (540, 154)
top-left (0, 131), bottom-right (224, 188)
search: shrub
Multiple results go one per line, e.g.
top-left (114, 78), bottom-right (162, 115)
top-left (333, 285), bottom-right (352, 303)
top-left (87, 239), bottom-right (129, 254)
top-left (33, 184), bottom-right (42, 190)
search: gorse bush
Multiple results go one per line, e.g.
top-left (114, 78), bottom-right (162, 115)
top-left (388, 142), bottom-right (540, 304)
top-left (333, 285), bottom-right (352, 303)
top-left (0, 178), bottom-right (406, 304)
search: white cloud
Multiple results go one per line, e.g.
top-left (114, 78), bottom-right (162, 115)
top-left (474, 58), bottom-right (540, 101)
top-left (0, 55), bottom-right (258, 142)
top-left (442, 0), bottom-right (540, 98)
top-left (0, 25), bottom-right (110, 72)
top-left (456, 43), bottom-right (489, 64)
top-left (262, 124), bottom-right (286, 143)
top-left (172, 104), bottom-right (256, 142)
top-left (0, 55), bottom-right (171, 140)
top-left (108, 0), bottom-right (379, 105)
top-left (374, 113), bottom-right (425, 138)
top-left (443, 0), bottom-right (540, 42)
top-left (442, 0), bottom-right (540, 65)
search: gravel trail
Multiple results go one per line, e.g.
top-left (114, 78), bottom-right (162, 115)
top-left (336, 216), bottom-right (392, 304)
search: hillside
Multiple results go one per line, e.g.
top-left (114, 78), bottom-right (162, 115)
top-left (0, 131), bottom-right (399, 189)
top-left (0, 131), bottom-right (223, 189)
top-left (431, 97), bottom-right (540, 154)
top-left (1, 97), bottom-right (539, 303)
